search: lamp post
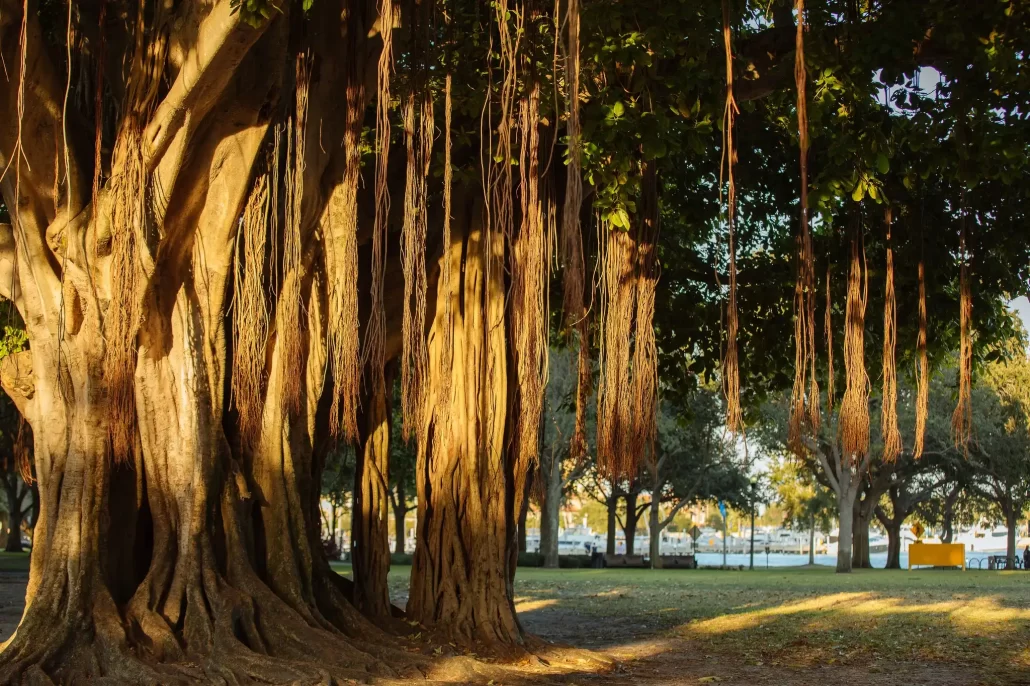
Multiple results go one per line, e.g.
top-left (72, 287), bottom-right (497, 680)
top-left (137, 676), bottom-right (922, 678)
top-left (749, 481), bottom-right (756, 571)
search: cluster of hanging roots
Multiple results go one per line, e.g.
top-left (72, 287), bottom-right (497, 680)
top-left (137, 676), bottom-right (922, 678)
top-left (788, 0), bottom-right (820, 453)
top-left (105, 2), bottom-right (167, 461)
top-left (880, 210), bottom-right (901, 462)
top-left (721, 0), bottom-right (742, 434)
top-left (561, 0), bottom-right (592, 464)
top-left (838, 230), bottom-right (870, 461)
top-left (952, 214), bottom-right (973, 451)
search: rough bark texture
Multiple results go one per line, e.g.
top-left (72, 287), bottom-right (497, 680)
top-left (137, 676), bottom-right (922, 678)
top-left (836, 488), bottom-right (856, 573)
top-left (606, 494), bottom-right (618, 556)
top-left (648, 497), bottom-right (661, 568)
top-left (408, 192), bottom-right (522, 649)
top-left (353, 364), bottom-right (394, 619)
top-left (624, 491), bottom-right (639, 556)
top-left (394, 484), bottom-right (408, 556)
top-left (0, 1), bottom-right (437, 682)
top-left (539, 463), bottom-right (562, 568)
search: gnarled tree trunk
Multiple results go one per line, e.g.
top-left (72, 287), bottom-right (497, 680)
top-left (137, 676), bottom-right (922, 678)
top-left (408, 192), bottom-right (522, 649)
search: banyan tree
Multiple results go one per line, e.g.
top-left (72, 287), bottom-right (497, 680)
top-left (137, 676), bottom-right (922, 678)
top-left (1, 0), bottom-right (1030, 682)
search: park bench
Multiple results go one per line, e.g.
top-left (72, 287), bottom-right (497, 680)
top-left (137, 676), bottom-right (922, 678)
top-left (659, 555), bottom-right (697, 569)
top-left (604, 554), bottom-right (647, 568)
top-left (988, 554), bottom-right (1016, 570)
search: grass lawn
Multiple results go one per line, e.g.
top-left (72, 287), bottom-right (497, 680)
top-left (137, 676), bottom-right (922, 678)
top-left (1, 556), bottom-right (1025, 683)
top-left (0, 552), bottom-right (29, 573)
top-left (333, 561), bottom-right (1030, 684)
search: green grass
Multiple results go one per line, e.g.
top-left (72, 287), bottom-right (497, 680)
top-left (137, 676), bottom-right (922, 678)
top-left (328, 562), bottom-right (1030, 681)
top-left (507, 565), bottom-right (1030, 680)
top-left (0, 552), bottom-right (30, 573)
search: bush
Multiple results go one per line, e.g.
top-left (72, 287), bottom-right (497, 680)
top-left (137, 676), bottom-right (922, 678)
top-left (515, 552), bottom-right (593, 568)
top-left (322, 537), bottom-right (342, 561)
top-left (390, 553), bottom-right (414, 566)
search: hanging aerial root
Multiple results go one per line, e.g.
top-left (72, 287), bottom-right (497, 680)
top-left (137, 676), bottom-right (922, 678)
top-left (881, 209), bottom-right (901, 462)
top-left (952, 212), bottom-right (973, 453)
top-left (597, 224), bottom-right (636, 480)
top-left (838, 232), bottom-right (869, 462)
top-left (720, 0), bottom-right (742, 434)
top-left (325, 62), bottom-right (366, 441)
top-left (562, 0), bottom-right (591, 462)
top-left (105, 2), bottom-right (168, 461)
top-left (278, 54), bottom-right (310, 417)
top-left (788, 0), bottom-right (819, 451)
top-left (400, 85), bottom-right (433, 445)
top-left (913, 259), bottom-right (929, 458)
top-left (513, 81), bottom-right (548, 502)
top-left (232, 168), bottom-right (270, 447)
top-left (825, 262), bottom-right (835, 410)
top-left (90, 0), bottom-right (107, 226)
top-left (364, 0), bottom-right (394, 407)
top-left (432, 70), bottom-right (455, 462)
top-left (632, 161), bottom-right (659, 459)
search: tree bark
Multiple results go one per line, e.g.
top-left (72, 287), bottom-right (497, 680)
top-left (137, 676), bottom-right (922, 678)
top-left (1005, 508), bottom-right (1017, 570)
top-left (408, 192), bottom-right (523, 649)
top-left (836, 487), bottom-right (857, 573)
top-left (941, 485), bottom-right (960, 544)
top-left (852, 502), bottom-right (872, 569)
top-left (808, 511), bottom-right (815, 566)
top-left (394, 484), bottom-right (407, 556)
top-left (517, 493), bottom-right (529, 554)
top-left (353, 363), bottom-right (394, 618)
top-left (649, 497), bottom-right (661, 568)
top-left (884, 520), bottom-right (902, 569)
top-left (624, 491), bottom-right (638, 556)
top-left (606, 493), bottom-right (618, 555)
top-left (539, 456), bottom-right (562, 568)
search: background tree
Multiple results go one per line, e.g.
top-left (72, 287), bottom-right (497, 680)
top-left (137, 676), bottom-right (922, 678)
top-left (967, 353), bottom-right (1030, 569)
top-left (770, 456), bottom-right (835, 565)
top-left (645, 389), bottom-right (746, 567)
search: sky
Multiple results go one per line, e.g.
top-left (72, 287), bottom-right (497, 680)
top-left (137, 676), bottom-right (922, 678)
top-left (1011, 296), bottom-right (1030, 341)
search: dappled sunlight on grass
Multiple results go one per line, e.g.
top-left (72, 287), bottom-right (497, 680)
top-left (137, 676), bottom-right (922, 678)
top-left (506, 567), bottom-right (1030, 681)
top-left (513, 597), bottom-right (557, 613)
top-left (684, 591), bottom-right (874, 635)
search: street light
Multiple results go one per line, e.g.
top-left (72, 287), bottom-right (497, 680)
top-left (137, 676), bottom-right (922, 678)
top-left (749, 481), bottom-right (757, 571)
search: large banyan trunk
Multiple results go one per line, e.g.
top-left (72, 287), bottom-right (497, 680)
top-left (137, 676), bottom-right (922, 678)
top-left (408, 191), bottom-right (522, 648)
top-left (0, 1), bottom-right (431, 681)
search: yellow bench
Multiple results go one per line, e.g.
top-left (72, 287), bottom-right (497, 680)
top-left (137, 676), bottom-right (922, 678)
top-left (908, 542), bottom-right (965, 569)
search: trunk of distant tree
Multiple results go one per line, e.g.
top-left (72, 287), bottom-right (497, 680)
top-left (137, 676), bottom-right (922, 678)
top-left (836, 487), bottom-right (857, 573)
top-left (884, 519), bottom-right (902, 569)
top-left (852, 503), bottom-right (872, 569)
top-left (808, 511), bottom-right (816, 566)
top-left (649, 497), bottom-right (662, 568)
top-left (1005, 507), bottom-right (1018, 570)
top-left (606, 494), bottom-right (618, 556)
top-left (941, 484), bottom-right (960, 544)
top-left (394, 484), bottom-right (407, 556)
top-left (539, 455), bottom-right (562, 568)
top-left (517, 492), bottom-right (530, 554)
top-left (624, 491), bottom-right (639, 556)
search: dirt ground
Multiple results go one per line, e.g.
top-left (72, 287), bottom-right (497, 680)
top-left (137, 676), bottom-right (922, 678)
top-left (1, 565), bottom-right (1027, 685)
